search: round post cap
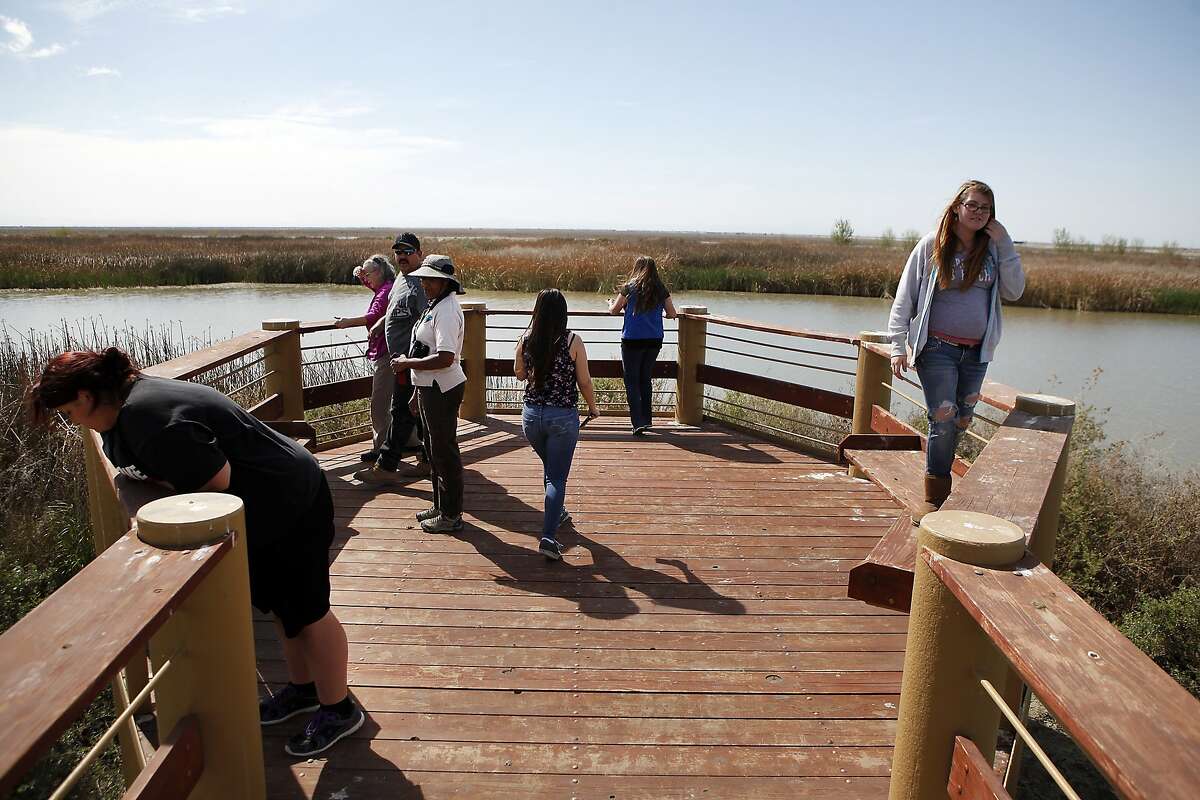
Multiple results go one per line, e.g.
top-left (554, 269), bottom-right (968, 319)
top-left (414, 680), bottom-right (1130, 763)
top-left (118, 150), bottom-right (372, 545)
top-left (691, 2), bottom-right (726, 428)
top-left (261, 319), bottom-right (300, 331)
top-left (136, 493), bottom-right (244, 550)
top-left (857, 331), bottom-right (891, 344)
top-left (459, 301), bottom-right (487, 311)
top-left (919, 510), bottom-right (1026, 568)
top-left (677, 305), bottom-right (708, 314)
top-left (1015, 393), bottom-right (1075, 416)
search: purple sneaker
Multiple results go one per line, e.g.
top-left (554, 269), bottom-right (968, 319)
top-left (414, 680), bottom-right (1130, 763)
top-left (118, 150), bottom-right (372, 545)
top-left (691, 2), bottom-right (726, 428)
top-left (285, 705), bottom-right (366, 757)
top-left (259, 684), bottom-right (319, 726)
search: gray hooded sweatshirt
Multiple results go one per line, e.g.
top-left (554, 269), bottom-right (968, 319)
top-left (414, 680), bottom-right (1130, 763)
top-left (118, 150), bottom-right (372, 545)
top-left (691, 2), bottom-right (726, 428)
top-left (887, 231), bottom-right (1025, 363)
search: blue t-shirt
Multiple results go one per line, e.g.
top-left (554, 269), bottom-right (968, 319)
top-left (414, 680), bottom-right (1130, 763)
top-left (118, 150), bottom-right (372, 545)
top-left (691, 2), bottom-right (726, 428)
top-left (620, 283), bottom-right (669, 341)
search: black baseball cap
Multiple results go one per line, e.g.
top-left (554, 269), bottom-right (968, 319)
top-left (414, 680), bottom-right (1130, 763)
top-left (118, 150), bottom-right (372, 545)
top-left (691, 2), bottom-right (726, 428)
top-left (392, 232), bottom-right (421, 252)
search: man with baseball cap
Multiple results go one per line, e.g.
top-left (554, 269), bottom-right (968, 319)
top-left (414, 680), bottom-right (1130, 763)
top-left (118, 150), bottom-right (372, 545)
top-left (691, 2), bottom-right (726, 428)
top-left (356, 232), bottom-right (429, 483)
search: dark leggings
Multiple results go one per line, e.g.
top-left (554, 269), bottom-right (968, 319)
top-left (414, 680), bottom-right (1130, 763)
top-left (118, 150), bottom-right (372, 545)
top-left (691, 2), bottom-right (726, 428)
top-left (417, 381), bottom-right (466, 517)
top-left (621, 338), bottom-right (662, 429)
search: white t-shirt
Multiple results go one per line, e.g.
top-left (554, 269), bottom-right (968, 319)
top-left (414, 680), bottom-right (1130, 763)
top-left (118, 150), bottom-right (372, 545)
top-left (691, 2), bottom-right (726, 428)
top-left (411, 293), bottom-right (466, 391)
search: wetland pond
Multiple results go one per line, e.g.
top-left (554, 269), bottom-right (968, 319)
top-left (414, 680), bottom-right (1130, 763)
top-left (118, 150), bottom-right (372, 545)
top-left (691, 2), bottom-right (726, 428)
top-left (2, 284), bottom-right (1196, 469)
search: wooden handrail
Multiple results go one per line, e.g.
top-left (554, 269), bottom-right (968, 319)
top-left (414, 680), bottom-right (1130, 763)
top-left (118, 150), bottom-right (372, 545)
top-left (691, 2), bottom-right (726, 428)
top-left (142, 330), bottom-right (290, 381)
top-left (928, 551), bottom-right (1200, 800)
top-left (682, 311), bottom-right (859, 345)
top-left (0, 532), bottom-right (230, 795)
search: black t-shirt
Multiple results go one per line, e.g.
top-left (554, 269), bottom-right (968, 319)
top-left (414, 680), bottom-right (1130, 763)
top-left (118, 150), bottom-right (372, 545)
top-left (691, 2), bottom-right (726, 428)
top-left (101, 376), bottom-right (323, 549)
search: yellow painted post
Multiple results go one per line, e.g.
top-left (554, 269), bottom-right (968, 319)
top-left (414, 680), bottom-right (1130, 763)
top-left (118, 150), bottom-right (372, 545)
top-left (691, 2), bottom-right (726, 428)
top-left (849, 331), bottom-right (894, 478)
top-left (261, 319), bottom-right (303, 419)
top-left (1014, 392), bottom-right (1076, 567)
top-left (81, 431), bottom-right (148, 783)
top-left (138, 494), bottom-right (266, 800)
top-left (888, 510), bottom-right (1027, 800)
top-left (674, 305), bottom-right (708, 426)
top-left (460, 301), bottom-right (488, 421)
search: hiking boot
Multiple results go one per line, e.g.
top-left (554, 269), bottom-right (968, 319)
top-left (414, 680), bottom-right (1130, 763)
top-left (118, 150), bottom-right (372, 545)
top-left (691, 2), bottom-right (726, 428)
top-left (421, 514), bottom-right (463, 533)
top-left (910, 474), bottom-right (953, 523)
top-left (415, 506), bottom-right (440, 522)
top-left (354, 464), bottom-right (411, 484)
top-left (359, 450), bottom-right (379, 463)
top-left (539, 537), bottom-right (563, 561)
top-left (284, 705), bottom-right (366, 757)
top-left (259, 684), bottom-right (319, 726)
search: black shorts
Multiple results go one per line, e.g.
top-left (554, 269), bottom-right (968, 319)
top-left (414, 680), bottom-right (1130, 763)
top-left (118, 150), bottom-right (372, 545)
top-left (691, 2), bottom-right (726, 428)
top-left (247, 473), bottom-right (335, 638)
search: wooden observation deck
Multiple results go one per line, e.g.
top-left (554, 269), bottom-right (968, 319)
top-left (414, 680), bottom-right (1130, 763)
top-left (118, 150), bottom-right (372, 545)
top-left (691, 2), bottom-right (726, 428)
top-left (3, 307), bottom-right (1198, 800)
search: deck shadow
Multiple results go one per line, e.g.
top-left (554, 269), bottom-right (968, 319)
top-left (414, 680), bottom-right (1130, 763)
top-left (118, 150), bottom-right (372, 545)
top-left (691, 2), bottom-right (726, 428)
top-left (458, 469), bottom-right (747, 620)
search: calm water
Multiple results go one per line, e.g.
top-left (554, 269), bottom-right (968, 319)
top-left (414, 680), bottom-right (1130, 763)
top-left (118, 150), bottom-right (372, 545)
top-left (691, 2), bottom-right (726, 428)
top-left (2, 284), bottom-right (1196, 469)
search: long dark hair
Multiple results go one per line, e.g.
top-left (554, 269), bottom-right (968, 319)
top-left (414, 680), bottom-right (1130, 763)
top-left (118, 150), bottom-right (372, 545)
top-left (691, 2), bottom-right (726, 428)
top-left (625, 256), bottom-right (669, 313)
top-left (934, 180), bottom-right (995, 291)
top-left (525, 289), bottom-right (569, 391)
top-left (27, 347), bottom-right (141, 425)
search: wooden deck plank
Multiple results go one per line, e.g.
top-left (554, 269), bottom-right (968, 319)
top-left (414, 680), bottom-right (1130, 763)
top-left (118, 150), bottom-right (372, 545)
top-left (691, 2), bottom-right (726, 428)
top-left (259, 415), bottom-right (899, 799)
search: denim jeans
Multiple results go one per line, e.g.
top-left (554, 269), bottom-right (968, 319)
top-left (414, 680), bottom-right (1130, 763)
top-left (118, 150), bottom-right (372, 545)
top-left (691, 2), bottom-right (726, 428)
top-left (621, 339), bottom-right (662, 430)
top-left (521, 404), bottom-right (580, 541)
top-left (914, 338), bottom-right (990, 478)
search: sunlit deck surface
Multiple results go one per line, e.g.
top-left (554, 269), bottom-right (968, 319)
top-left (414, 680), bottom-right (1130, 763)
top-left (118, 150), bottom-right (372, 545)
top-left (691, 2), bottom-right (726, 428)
top-left (257, 415), bottom-right (906, 799)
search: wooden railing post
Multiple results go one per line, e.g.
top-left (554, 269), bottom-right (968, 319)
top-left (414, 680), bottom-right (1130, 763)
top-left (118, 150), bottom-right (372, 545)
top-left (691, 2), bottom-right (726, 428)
top-left (849, 331), bottom-right (893, 478)
top-left (81, 432), bottom-right (149, 784)
top-left (260, 319), bottom-right (303, 419)
top-left (137, 493), bottom-right (266, 800)
top-left (888, 510), bottom-right (1026, 800)
top-left (675, 306), bottom-right (708, 426)
top-left (1014, 393), bottom-right (1076, 567)
top-left (460, 301), bottom-right (487, 421)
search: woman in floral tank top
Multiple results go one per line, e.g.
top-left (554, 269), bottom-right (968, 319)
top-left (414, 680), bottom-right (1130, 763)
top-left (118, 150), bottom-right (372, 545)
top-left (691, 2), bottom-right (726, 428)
top-left (514, 289), bottom-right (600, 561)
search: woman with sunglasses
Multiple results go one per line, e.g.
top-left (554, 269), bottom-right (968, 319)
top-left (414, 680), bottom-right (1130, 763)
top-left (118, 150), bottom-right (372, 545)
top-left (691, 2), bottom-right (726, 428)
top-left (886, 180), bottom-right (1025, 517)
top-left (514, 289), bottom-right (600, 561)
top-left (334, 255), bottom-right (395, 463)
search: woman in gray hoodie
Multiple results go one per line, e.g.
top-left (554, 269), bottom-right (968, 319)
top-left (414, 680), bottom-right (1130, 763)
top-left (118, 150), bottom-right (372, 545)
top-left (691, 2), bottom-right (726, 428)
top-left (886, 180), bottom-right (1025, 516)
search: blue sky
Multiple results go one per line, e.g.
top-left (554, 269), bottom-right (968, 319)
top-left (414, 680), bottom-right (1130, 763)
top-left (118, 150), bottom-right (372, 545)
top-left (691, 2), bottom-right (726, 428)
top-left (1, 0), bottom-right (1198, 245)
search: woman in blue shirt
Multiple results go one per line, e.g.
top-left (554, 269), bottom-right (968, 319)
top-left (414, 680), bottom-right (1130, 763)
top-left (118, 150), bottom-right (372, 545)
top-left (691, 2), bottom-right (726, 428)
top-left (608, 256), bottom-right (678, 435)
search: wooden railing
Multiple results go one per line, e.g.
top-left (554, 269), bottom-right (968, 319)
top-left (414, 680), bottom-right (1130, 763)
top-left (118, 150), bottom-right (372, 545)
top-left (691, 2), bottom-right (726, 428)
top-left (3, 311), bottom-right (1198, 800)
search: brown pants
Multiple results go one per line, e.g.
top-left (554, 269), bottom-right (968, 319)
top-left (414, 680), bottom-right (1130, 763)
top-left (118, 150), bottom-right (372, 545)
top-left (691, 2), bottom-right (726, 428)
top-left (417, 381), bottom-right (465, 518)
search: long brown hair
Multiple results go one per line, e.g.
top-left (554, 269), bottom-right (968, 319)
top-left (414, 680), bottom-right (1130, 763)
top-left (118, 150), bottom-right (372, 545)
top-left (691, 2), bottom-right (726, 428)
top-left (934, 180), bottom-right (995, 291)
top-left (525, 289), bottom-right (569, 391)
top-left (27, 347), bottom-right (141, 425)
top-left (625, 256), bottom-right (669, 313)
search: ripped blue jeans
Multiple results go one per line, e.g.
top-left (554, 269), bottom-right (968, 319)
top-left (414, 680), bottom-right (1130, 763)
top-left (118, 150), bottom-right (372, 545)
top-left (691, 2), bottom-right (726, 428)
top-left (914, 338), bottom-right (989, 478)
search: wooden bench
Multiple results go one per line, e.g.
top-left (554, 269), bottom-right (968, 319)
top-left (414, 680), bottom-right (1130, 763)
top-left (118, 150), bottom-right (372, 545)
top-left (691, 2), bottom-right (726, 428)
top-left (847, 409), bottom-right (1072, 612)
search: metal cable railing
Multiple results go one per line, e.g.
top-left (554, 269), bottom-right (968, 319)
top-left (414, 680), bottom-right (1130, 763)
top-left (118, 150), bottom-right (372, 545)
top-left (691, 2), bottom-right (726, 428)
top-left (706, 330), bottom-right (857, 361)
top-left (48, 658), bottom-right (175, 800)
top-left (704, 406), bottom-right (837, 449)
top-left (704, 345), bottom-right (856, 377)
top-left (979, 678), bottom-right (1082, 800)
top-left (703, 393), bottom-right (846, 434)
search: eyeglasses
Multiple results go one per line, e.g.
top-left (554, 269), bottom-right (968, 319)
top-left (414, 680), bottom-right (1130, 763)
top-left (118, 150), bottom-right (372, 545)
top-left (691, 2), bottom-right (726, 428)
top-left (393, 246), bottom-right (417, 256)
top-left (962, 201), bottom-right (992, 215)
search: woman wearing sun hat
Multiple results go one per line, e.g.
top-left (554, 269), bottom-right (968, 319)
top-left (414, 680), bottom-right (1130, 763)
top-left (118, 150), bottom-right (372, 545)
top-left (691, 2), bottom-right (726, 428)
top-left (388, 254), bottom-right (469, 533)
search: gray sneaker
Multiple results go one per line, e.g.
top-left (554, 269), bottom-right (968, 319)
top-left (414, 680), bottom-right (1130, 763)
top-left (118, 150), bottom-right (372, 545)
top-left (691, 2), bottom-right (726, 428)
top-left (415, 506), bottom-right (440, 522)
top-left (284, 705), bottom-right (366, 757)
top-left (355, 464), bottom-right (410, 484)
top-left (421, 514), bottom-right (463, 533)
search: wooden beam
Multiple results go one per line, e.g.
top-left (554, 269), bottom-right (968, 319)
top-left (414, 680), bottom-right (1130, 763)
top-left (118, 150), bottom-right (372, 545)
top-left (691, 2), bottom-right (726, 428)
top-left (929, 552), bottom-right (1200, 800)
top-left (947, 736), bottom-right (1012, 799)
top-left (141, 330), bottom-right (288, 381)
top-left (697, 364), bottom-right (855, 418)
top-left (121, 716), bottom-right (203, 800)
top-left (303, 376), bottom-right (372, 409)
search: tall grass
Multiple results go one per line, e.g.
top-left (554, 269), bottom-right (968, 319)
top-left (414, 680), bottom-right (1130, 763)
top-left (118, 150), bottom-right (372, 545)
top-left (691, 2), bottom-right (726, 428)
top-left (3, 230), bottom-right (1198, 314)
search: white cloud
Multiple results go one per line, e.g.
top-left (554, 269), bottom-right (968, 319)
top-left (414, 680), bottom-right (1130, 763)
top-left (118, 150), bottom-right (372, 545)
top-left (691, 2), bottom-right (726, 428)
top-left (31, 44), bottom-right (68, 58)
top-left (53, 1), bottom-right (133, 24)
top-left (0, 120), bottom-right (460, 225)
top-left (84, 66), bottom-right (121, 77)
top-left (2, 16), bottom-right (34, 54)
top-left (1, 15), bottom-right (69, 59)
top-left (178, 5), bottom-right (246, 23)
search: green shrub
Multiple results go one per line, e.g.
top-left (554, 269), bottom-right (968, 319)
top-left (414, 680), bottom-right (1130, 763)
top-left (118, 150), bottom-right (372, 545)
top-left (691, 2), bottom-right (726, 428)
top-left (1120, 584), bottom-right (1200, 696)
top-left (831, 218), bottom-right (854, 245)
